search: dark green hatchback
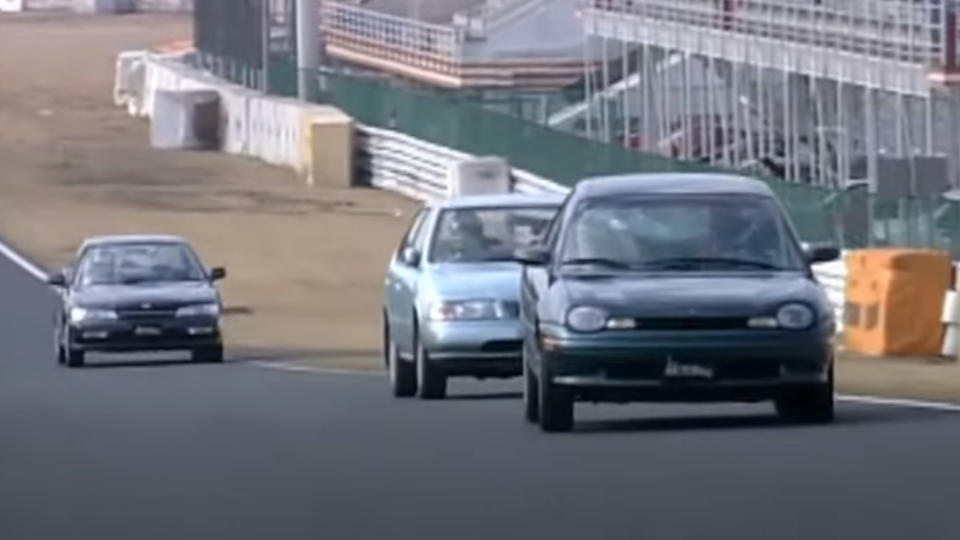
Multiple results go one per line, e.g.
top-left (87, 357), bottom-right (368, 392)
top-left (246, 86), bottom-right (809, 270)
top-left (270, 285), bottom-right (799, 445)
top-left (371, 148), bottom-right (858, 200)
top-left (516, 174), bottom-right (841, 432)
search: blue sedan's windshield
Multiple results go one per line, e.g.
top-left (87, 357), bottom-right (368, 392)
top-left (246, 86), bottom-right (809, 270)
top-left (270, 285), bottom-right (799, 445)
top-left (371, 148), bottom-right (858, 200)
top-left (561, 195), bottom-right (804, 271)
top-left (430, 206), bottom-right (557, 263)
top-left (76, 243), bottom-right (207, 286)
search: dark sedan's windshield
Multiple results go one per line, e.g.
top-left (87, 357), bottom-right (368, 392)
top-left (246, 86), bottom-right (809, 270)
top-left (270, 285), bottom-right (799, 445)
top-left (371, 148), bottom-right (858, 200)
top-left (560, 195), bottom-right (804, 271)
top-left (429, 206), bottom-right (557, 263)
top-left (75, 243), bottom-right (207, 286)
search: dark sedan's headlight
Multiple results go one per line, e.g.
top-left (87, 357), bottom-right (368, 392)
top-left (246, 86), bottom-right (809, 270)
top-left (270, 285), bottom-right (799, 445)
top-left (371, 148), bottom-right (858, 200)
top-left (428, 300), bottom-right (517, 321)
top-left (69, 307), bottom-right (118, 324)
top-left (176, 303), bottom-right (221, 318)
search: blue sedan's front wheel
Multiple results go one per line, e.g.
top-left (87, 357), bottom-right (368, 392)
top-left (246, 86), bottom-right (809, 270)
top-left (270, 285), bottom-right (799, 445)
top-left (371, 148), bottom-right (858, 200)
top-left (415, 337), bottom-right (447, 400)
top-left (385, 321), bottom-right (416, 398)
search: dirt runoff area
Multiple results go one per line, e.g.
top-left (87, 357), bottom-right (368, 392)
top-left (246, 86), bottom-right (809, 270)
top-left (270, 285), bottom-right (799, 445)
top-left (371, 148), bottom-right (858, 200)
top-left (0, 13), bottom-right (417, 366)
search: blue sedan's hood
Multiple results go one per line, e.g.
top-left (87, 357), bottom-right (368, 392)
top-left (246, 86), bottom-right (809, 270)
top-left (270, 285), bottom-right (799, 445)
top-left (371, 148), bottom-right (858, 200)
top-left (558, 272), bottom-right (824, 317)
top-left (423, 262), bottom-right (523, 301)
top-left (71, 281), bottom-right (218, 309)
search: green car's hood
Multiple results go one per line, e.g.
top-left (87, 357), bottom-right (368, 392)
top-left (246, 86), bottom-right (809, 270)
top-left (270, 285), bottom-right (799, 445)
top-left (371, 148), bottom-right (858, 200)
top-left (555, 271), bottom-right (827, 318)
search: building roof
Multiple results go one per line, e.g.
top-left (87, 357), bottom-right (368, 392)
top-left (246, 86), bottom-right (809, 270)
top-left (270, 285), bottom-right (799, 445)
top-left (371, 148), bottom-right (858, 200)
top-left (576, 174), bottom-right (775, 198)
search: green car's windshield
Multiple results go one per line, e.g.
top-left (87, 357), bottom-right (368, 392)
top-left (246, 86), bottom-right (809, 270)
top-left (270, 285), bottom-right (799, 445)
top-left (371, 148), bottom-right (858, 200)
top-left (429, 206), bottom-right (557, 263)
top-left (560, 195), bottom-right (804, 272)
top-left (76, 243), bottom-right (207, 287)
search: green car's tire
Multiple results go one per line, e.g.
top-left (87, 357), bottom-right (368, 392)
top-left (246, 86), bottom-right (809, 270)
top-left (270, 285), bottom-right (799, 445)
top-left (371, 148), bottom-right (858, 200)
top-left (538, 362), bottom-right (573, 432)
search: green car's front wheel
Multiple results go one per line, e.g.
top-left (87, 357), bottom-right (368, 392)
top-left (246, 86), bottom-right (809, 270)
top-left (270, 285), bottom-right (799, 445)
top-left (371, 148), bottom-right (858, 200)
top-left (538, 362), bottom-right (573, 432)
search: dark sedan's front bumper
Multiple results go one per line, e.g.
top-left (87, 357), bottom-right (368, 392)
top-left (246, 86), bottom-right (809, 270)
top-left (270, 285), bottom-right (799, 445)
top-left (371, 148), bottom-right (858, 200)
top-left (539, 328), bottom-right (833, 403)
top-left (68, 317), bottom-right (221, 353)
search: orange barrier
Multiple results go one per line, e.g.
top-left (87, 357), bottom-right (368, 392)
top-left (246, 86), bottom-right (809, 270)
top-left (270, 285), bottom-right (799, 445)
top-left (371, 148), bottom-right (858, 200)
top-left (844, 249), bottom-right (954, 356)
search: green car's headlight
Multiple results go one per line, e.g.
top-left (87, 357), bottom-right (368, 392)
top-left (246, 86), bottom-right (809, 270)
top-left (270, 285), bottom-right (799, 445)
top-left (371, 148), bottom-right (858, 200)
top-left (776, 303), bottom-right (816, 330)
top-left (566, 306), bottom-right (609, 333)
top-left (69, 307), bottom-right (118, 324)
top-left (428, 300), bottom-right (517, 321)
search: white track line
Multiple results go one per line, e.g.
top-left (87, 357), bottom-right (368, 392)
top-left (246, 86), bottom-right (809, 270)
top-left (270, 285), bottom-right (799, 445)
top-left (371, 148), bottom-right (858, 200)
top-left (1, 238), bottom-right (958, 413)
top-left (837, 394), bottom-right (960, 413)
top-left (250, 361), bottom-right (383, 377)
top-left (0, 238), bottom-right (47, 281)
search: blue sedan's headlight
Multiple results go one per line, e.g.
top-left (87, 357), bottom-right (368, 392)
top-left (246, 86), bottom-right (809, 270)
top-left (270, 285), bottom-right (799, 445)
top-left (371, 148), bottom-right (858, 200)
top-left (428, 300), bottom-right (517, 321)
top-left (176, 303), bottom-right (221, 318)
top-left (776, 303), bottom-right (816, 330)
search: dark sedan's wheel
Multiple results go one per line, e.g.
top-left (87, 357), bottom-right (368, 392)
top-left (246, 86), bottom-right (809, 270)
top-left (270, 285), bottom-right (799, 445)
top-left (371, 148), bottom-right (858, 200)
top-left (56, 345), bottom-right (66, 366)
top-left (193, 345), bottom-right (224, 363)
top-left (775, 368), bottom-right (835, 424)
top-left (523, 346), bottom-right (539, 423)
top-left (415, 338), bottom-right (446, 400)
top-left (538, 362), bottom-right (573, 432)
top-left (386, 323), bottom-right (416, 397)
top-left (65, 348), bottom-right (85, 368)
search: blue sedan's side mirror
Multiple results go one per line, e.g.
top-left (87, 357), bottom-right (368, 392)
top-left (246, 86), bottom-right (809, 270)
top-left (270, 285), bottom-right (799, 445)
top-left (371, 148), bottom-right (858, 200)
top-left (515, 246), bottom-right (551, 266)
top-left (209, 267), bottom-right (227, 281)
top-left (401, 247), bottom-right (422, 267)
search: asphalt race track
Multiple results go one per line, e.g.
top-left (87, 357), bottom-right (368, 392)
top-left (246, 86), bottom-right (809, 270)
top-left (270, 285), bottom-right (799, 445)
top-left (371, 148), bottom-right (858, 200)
top-left (2, 252), bottom-right (960, 540)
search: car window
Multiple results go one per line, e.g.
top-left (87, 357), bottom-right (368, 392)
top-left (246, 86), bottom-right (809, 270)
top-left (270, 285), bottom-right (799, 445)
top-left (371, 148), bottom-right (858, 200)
top-left (75, 243), bottom-right (206, 286)
top-left (397, 208), bottom-right (426, 253)
top-left (560, 195), bottom-right (803, 271)
top-left (429, 206), bottom-right (557, 263)
top-left (411, 209), bottom-right (432, 253)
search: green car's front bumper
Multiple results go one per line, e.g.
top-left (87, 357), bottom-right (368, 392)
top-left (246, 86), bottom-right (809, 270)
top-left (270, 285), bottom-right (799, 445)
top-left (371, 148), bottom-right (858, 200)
top-left (538, 327), bottom-right (833, 403)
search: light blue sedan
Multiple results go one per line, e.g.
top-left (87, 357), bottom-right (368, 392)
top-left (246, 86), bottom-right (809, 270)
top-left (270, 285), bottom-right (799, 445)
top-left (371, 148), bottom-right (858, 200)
top-left (383, 193), bottom-right (564, 399)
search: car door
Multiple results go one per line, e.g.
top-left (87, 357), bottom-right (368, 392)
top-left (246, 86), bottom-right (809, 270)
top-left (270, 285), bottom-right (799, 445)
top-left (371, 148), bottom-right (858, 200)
top-left (386, 207), bottom-right (431, 355)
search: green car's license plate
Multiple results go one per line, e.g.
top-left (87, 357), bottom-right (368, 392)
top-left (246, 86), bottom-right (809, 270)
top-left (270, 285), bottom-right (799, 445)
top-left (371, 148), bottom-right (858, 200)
top-left (663, 358), bottom-right (714, 379)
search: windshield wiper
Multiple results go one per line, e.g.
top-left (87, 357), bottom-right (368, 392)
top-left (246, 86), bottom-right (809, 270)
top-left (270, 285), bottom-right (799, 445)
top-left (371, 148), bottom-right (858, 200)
top-left (560, 257), bottom-right (632, 269)
top-left (641, 257), bottom-right (782, 270)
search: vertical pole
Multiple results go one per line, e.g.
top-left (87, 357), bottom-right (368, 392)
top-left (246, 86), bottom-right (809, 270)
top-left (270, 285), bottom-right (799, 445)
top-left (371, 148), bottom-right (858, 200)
top-left (296, 0), bottom-right (319, 101)
top-left (809, 76), bottom-right (820, 185)
top-left (622, 36), bottom-right (630, 148)
top-left (601, 36), bottom-right (611, 143)
top-left (838, 80), bottom-right (848, 185)
top-left (895, 92), bottom-right (905, 156)
top-left (640, 43), bottom-right (649, 151)
top-left (583, 34), bottom-right (593, 139)
top-left (783, 69), bottom-right (792, 181)
top-left (733, 61), bottom-right (741, 167)
top-left (720, 62), bottom-right (730, 166)
top-left (758, 66), bottom-right (766, 163)
top-left (790, 75), bottom-right (803, 180)
top-left (924, 91), bottom-right (935, 155)
top-left (663, 51), bottom-right (673, 155)
top-left (745, 65), bottom-right (755, 167)
top-left (708, 55), bottom-right (717, 164)
top-left (262, 0), bottom-right (270, 92)
top-left (683, 52), bottom-right (693, 160)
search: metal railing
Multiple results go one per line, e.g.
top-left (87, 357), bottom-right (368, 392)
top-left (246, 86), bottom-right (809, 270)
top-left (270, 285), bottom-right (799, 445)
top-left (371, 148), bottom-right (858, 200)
top-left (587, 0), bottom-right (952, 68)
top-left (321, 1), bottom-right (464, 70)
